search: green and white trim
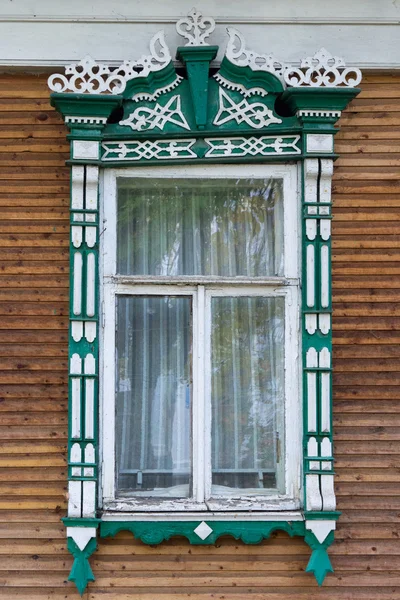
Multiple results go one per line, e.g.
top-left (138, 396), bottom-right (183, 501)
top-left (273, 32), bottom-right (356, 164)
top-left (49, 7), bottom-right (361, 595)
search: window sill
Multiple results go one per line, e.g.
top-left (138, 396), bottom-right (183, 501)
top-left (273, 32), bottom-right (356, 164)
top-left (102, 498), bottom-right (301, 512)
top-left (100, 510), bottom-right (304, 522)
top-left (98, 514), bottom-right (309, 546)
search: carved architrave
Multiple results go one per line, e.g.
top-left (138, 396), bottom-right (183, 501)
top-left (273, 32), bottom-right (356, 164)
top-left (47, 7), bottom-right (362, 594)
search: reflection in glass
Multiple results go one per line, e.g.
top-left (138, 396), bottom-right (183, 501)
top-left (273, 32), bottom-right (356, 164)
top-left (117, 178), bottom-right (283, 277)
top-left (211, 296), bottom-right (285, 495)
top-left (115, 296), bottom-right (191, 497)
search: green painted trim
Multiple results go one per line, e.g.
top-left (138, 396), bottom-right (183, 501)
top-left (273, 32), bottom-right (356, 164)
top-left (176, 46), bottom-right (219, 63)
top-left (124, 61), bottom-right (181, 100)
top-left (304, 511), bottom-right (341, 520)
top-left (62, 518), bottom-right (101, 527)
top-left (51, 92), bottom-right (122, 122)
top-left (281, 87), bottom-right (360, 116)
top-left (100, 127), bottom-right (303, 140)
top-left (100, 519), bottom-right (305, 545)
top-left (176, 46), bottom-right (218, 130)
top-left (304, 530), bottom-right (335, 586)
top-left (67, 537), bottom-right (97, 596)
top-left (67, 162), bottom-right (100, 516)
top-left (66, 132), bottom-right (104, 142)
top-left (99, 519), bottom-right (335, 585)
top-left (218, 56), bottom-right (284, 93)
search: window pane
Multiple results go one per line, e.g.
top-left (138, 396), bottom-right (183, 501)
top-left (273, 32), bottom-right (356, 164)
top-left (115, 296), bottom-right (191, 497)
top-left (211, 296), bottom-right (285, 495)
top-left (117, 178), bottom-right (283, 277)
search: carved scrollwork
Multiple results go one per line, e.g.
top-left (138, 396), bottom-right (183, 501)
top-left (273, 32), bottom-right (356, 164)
top-left (225, 27), bottom-right (287, 81)
top-left (48, 31), bottom-right (171, 95)
top-left (48, 55), bottom-right (126, 94)
top-left (284, 47), bottom-right (362, 87)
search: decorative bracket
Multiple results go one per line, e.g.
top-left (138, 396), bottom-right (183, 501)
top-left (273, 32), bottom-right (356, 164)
top-left (304, 526), bottom-right (336, 585)
top-left (64, 519), bottom-right (100, 596)
top-left (176, 45), bottom-right (218, 129)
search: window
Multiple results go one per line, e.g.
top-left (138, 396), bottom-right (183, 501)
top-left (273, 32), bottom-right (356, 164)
top-left (49, 9), bottom-right (362, 589)
top-left (101, 164), bottom-right (301, 512)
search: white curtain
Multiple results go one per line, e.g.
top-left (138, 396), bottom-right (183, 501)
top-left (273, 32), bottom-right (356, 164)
top-left (115, 296), bottom-right (191, 497)
top-left (211, 296), bottom-right (285, 494)
top-left (115, 177), bottom-right (285, 498)
top-left (117, 178), bottom-right (284, 277)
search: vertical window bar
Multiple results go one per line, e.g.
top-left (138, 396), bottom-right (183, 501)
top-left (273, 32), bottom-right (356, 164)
top-left (248, 297), bottom-right (259, 479)
top-left (119, 295), bottom-right (130, 479)
top-left (140, 298), bottom-right (149, 474)
top-left (193, 285), bottom-right (205, 503)
top-left (141, 198), bottom-right (149, 473)
top-left (267, 298), bottom-right (278, 474)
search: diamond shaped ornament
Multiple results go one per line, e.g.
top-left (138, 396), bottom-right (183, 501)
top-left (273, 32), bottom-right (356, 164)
top-left (194, 521), bottom-right (213, 540)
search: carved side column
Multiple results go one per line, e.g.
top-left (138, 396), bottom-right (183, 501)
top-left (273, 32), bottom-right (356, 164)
top-left (302, 135), bottom-right (338, 583)
top-left (66, 141), bottom-right (101, 594)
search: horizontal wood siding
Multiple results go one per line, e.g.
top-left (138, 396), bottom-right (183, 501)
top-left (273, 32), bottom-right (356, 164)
top-left (0, 72), bottom-right (399, 598)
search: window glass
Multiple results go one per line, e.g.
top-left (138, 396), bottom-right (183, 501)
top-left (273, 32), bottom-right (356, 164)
top-left (117, 178), bottom-right (284, 277)
top-left (107, 169), bottom-right (296, 507)
top-left (115, 295), bottom-right (192, 497)
top-left (211, 296), bottom-right (285, 495)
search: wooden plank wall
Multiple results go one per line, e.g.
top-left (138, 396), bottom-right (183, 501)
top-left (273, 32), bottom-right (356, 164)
top-left (0, 72), bottom-right (399, 599)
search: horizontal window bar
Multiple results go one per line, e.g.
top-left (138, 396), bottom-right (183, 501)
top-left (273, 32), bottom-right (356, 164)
top-left (107, 275), bottom-right (298, 286)
top-left (119, 469), bottom-right (276, 475)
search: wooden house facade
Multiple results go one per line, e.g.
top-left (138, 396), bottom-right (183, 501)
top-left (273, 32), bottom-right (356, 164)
top-left (0, 2), bottom-right (400, 598)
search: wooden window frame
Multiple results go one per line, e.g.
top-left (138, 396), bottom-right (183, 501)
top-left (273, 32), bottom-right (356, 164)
top-left (100, 163), bottom-right (301, 515)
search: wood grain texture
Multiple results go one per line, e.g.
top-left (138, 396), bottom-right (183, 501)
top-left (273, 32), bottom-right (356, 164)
top-left (0, 72), bottom-right (399, 598)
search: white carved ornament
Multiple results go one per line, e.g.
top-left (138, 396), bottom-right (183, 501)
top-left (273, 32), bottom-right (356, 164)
top-left (176, 8), bottom-right (215, 46)
top-left (102, 135), bottom-right (301, 162)
top-left (65, 116), bottom-right (107, 125)
top-left (48, 31), bottom-right (177, 95)
top-left (222, 29), bottom-right (361, 90)
top-left (213, 88), bottom-right (282, 129)
top-left (102, 139), bottom-right (197, 161)
top-left (205, 135), bottom-right (301, 158)
top-left (120, 95), bottom-right (190, 131)
top-left (213, 74), bottom-right (268, 98)
top-left (194, 522), bottom-right (213, 540)
top-left (48, 9), bottom-right (362, 98)
top-left (284, 47), bottom-right (362, 88)
top-left (225, 27), bottom-right (287, 81)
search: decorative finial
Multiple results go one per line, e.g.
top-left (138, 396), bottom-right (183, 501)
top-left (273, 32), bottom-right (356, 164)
top-left (176, 8), bottom-right (215, 46)
top-left (284, 48), bottom-right (362, 87)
